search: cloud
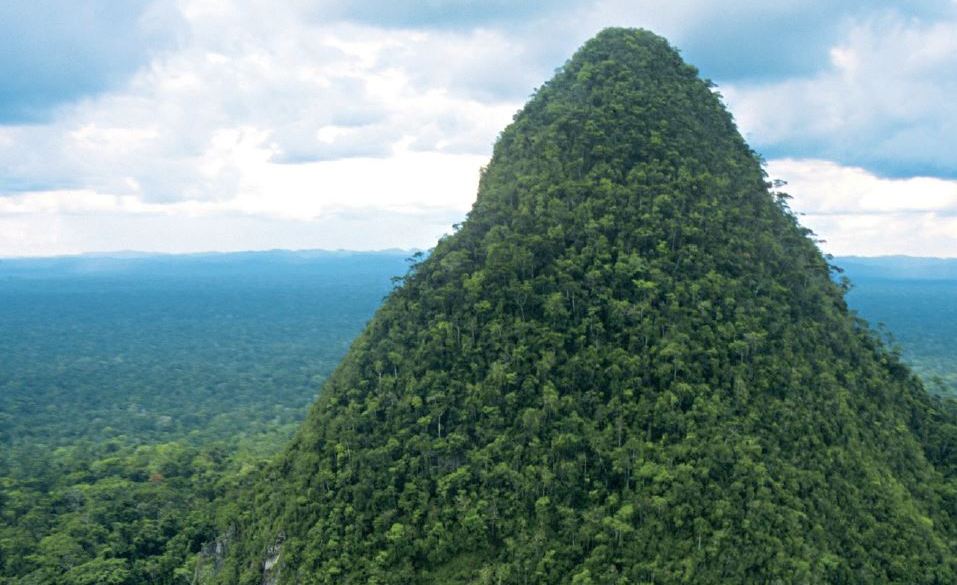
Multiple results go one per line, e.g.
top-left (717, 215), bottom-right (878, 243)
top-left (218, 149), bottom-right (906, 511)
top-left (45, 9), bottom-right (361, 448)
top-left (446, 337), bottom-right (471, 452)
top-left (0, 7), bottom-right (518, 201)
top-left (309, 0), bottom-right (582, 30)
top-left (0, 209), bottom-right (464, 258)
top-left (0, 0), bottom-right (183, 123)
top-left (570, 0), bottom-right (952, 81)
top-left (1, 0), bottom-right (956, 257)
top-left (724, 9), bottom-right (957, 177)
top-left (768, 159), bottom-right (957, 257)
top-left (304, 0), bottom-right (952, 82)
top-left (0, 149), bottom-right (486, 256)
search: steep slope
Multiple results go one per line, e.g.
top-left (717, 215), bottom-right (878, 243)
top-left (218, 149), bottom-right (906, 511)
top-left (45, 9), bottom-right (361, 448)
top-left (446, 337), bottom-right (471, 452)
top-left (214, 29), bottom-right (957, 584)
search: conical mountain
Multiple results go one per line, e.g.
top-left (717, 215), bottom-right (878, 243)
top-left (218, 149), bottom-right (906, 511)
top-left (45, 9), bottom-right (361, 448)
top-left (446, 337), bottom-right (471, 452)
top-left (214, 29), bottom-right (957, 584)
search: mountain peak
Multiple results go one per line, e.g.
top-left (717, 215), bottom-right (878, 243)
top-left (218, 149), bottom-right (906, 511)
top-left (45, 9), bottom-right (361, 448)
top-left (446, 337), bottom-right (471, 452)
top-left (570, 27), bottom-right (686, 72)
top-left (211, 29), bottom-right (956, 584)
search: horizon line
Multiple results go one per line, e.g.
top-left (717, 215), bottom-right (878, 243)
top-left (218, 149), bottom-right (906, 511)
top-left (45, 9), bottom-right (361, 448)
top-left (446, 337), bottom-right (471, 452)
top-left (1, 248), bottom-right (956, 262)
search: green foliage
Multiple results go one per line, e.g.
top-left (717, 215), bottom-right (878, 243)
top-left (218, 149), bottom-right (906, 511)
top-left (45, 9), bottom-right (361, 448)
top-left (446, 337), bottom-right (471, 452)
top-left (212, 28), bottom-right (957, 584)
top-left (0, 253), bottom-right (405, 452)
top-left (0, 440), bottom-right (218, 584)
top-left (0, 253), bottom-right (405, 584)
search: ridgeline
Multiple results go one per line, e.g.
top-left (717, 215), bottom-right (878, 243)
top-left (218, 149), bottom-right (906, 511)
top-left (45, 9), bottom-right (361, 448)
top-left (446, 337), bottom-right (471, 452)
top-left (212, 29), bottom-right (957, 584)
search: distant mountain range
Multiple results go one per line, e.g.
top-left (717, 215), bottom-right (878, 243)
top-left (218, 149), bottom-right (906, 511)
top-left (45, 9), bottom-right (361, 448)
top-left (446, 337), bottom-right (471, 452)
top-left (2, 250), bottom-right (955, 281)
top-left (0, 249), bottom-right (416, 280)
top-left (836, 256), bottom-right (957, 281)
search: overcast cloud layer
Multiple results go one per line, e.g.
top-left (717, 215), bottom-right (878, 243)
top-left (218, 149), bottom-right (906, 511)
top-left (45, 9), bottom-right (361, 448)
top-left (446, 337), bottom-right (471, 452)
top-left (1, 0), bottom-right (955, 257)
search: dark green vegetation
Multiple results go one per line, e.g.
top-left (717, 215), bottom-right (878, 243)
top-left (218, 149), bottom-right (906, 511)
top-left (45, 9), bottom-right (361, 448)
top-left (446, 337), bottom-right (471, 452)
top-left (0, 251), bottom-right (408, 584)
top-left (0, 254), bottom-right (952, 585)
top-left (839, 257), bottom-right (957, 396)
top-left (212, 29), bottom-right (957, 584)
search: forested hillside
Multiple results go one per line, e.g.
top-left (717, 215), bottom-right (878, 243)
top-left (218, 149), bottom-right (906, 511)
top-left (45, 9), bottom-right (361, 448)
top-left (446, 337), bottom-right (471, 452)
top-left (209, 29), bottom-right (957, 584)
top-left (0, 251), bottom-right (407, 584)
top-left (0, 252), bottom-right (954, 583)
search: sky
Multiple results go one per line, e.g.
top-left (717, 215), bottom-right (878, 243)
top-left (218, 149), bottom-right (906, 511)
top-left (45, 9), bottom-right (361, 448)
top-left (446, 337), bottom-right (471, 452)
top-left (1, 0), bottom-right (956, 258)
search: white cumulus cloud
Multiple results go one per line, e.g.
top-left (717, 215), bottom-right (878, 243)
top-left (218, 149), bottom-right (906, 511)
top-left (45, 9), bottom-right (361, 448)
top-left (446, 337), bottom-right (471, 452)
top-left (1, 0), bottom-right (955, 257)
top-left (768, 159), bottom-right (957, 257)
top-left (724, 11), bottom-right (957, 177)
